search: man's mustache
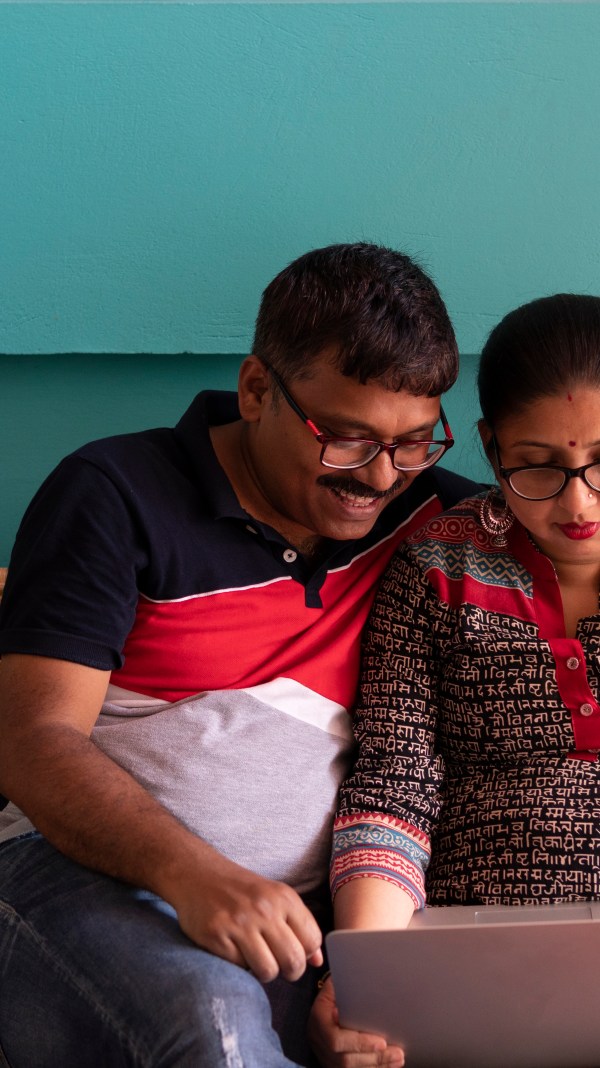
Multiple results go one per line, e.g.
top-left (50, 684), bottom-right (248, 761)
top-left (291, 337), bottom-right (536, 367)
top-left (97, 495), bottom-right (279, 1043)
top-left (317, 473), bottom-right (406, 501)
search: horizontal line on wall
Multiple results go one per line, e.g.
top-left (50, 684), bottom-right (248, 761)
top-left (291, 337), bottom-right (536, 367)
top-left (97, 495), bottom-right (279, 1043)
top-left (0, 1), bottom-right (576, 5)
top-left (0, 351), bottom-right (480, 362)
top-left (0, 354), bottom-right (480, 363)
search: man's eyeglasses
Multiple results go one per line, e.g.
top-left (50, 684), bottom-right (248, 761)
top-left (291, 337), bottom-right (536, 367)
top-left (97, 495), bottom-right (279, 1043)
top-left (266, 365), bottom-right (454, 472)
top-left (494, 437), bottom-right (600, 501)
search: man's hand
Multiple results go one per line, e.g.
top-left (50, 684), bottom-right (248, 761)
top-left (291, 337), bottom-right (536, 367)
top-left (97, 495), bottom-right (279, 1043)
top-left (172, 860), bottom-right (323, 982)
top-left (0, 654), bottom-right (322, 985)
top-left (308, 978), bottom-right (405, 1068)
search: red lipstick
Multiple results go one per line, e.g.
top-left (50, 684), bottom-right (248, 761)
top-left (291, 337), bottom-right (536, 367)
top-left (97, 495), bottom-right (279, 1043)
top-left (558, 523), bottom-right (600, 540)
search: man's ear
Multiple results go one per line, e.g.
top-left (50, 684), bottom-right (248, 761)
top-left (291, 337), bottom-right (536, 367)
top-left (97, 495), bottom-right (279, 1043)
top-left (237, 356), bottom-right (271, 423)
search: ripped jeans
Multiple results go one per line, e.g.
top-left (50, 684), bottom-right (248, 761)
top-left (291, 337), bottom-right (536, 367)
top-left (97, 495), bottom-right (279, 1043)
top-left (0, 835), bottom-right (322, 1068)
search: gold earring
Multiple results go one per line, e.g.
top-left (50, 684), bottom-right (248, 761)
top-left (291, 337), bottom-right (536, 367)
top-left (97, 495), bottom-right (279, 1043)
top-left (479, 488), bottom-right (514, 547)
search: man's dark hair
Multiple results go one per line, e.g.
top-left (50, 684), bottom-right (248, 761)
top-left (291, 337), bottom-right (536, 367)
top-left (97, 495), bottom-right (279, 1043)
top-left (478, 293), bottom-right (600, 430)
top-left (252, 242), bottom-right (458, 396)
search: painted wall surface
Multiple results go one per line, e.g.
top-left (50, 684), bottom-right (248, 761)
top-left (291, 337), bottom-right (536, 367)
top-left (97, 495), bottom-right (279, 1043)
top-left (2, 3), bottom-right (599, 355)
top-left (1, 2), bottom-right (599, 557)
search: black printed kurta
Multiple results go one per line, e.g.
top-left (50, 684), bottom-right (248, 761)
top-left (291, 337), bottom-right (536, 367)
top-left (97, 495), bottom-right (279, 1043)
top-left (331, 496), bottom-right (600, 908)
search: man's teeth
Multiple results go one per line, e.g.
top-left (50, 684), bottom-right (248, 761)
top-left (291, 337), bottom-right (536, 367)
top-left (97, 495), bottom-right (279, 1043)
top-left (334, 488), bottom-right (377, 507)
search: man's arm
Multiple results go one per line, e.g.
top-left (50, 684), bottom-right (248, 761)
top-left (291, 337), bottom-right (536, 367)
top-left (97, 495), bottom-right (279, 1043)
top-left (0, 653), bottom-right (322, 982)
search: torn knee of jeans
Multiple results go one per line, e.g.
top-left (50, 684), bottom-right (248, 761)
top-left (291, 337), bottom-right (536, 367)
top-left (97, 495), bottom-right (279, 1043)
top-left (210, 997), bottom-right (244, 1068)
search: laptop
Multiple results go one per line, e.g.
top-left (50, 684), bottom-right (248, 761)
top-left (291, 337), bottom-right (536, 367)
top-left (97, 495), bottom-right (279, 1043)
top-left (326, 902), bottom-right (600, 1068)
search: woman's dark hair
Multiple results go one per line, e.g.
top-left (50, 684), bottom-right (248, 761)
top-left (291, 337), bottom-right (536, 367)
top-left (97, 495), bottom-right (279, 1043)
top-left (478, 293), bottom-right (600, 429)
top-left (252, 242), bottom-right (458, 396)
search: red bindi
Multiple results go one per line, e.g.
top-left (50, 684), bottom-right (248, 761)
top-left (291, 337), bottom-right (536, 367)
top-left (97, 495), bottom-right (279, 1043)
top-left (567, 393), bottom-right (573, 401)
top-left (569, 440), bottom-right (576, 447)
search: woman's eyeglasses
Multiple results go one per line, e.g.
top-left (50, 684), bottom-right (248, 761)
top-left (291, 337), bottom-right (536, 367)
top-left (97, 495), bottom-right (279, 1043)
top-left (494, 437), bottom-right (600, 500)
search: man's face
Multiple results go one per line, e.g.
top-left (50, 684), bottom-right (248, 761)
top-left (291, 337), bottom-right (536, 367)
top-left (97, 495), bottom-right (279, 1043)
top-left (239, 355), bottom-right (443, 546)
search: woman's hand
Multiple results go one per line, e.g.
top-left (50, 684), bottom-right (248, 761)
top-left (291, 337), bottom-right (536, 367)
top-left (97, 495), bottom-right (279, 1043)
top-left (308, 977), bottom-right (405, 1068)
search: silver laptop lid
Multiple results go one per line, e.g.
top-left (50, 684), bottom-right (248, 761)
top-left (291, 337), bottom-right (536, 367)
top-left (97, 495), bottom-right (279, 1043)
top-left (327, 903), bottom-right (600, 1068)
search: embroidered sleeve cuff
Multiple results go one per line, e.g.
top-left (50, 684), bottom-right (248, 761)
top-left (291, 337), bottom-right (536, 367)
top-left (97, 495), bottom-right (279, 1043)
top-left (330, 812), bottom-right (430, 910)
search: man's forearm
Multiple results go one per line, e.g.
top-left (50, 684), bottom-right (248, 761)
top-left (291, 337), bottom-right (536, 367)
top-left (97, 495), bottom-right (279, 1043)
top-left (1, 721), bottom-right (216, 903)
top-left (0, 654), bottom-right (323, 980)
top-left (1, 720), bottom-right (324, 980)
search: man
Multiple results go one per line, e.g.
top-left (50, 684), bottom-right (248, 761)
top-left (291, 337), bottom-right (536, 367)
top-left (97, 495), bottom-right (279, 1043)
top-left (0, 243), bottom-right (476, 1067)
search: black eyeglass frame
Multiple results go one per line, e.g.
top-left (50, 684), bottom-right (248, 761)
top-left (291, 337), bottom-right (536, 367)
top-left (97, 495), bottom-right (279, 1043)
top-left (493, 436), bottom-right (600, 501)
top-left (266, 364), bottom-right (454, 471)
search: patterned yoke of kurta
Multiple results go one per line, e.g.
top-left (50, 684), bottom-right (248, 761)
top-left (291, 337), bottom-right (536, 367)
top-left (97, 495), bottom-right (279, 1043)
top-left (332, 495), bottom-right (600, 908)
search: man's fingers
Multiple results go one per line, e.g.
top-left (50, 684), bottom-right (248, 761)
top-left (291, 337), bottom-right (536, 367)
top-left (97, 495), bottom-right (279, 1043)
top-left (307, 946), bottom-right (324, 967)
top-left (178, 870), bottom-right (322, 980)
top-left (254, 915), bottom-right (319, 982)
top-left (284, 898), bottom-right (324, 967)
top-left (204, 924), bottom-right (293, 985)
top-left (214, 906), bottom-right (321, 982)
top-left (229, 931), bottom-right (281, 983)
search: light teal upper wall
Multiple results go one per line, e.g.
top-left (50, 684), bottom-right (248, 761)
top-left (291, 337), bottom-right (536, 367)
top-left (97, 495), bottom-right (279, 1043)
top-left (2, 3), bottom-right (599, 356)
top-left (1, 2), bottom-right (599, 558)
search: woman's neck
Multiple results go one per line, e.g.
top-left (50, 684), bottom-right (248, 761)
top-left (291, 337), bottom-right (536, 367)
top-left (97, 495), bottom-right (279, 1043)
top-left (553, 559), bottom-right (600, 637)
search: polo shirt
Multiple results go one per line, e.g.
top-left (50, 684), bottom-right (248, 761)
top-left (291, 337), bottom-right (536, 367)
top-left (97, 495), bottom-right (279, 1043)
top-left (0, 391), bottom-right (478, 890)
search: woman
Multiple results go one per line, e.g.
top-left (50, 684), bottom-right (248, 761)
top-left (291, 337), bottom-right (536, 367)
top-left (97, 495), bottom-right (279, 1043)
top-left (309, 293), bottom-right (600, 1067)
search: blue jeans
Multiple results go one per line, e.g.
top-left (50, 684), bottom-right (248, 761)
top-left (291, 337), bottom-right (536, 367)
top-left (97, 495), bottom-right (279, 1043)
top-left (0, 834), bottom-right (324, 1068)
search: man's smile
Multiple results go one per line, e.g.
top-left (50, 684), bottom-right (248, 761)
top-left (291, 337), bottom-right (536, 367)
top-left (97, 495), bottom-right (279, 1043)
top-left (317, 473), bottom-right (407, 506)
top-left (316, 474), bottom-right (408, 519)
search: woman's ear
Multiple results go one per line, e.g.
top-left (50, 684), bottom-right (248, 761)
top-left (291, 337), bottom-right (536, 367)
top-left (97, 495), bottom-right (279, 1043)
top-left (237, 356), bottom-right (271, 423)
top-left (478, 418), bottom-right (493, 454)
top-left (478, 419), bottom-right (499, 481)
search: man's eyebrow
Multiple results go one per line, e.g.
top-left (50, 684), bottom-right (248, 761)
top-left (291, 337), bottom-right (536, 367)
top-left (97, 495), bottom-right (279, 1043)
top-left (320, 415), bottom-right (439, 437)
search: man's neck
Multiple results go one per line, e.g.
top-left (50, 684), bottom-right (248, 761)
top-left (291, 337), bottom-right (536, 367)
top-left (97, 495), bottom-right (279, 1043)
top-left (209, 421), bottom-right (325, 557)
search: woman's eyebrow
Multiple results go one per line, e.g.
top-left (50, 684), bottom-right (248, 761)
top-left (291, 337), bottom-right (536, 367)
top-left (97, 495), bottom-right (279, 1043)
top-left (511, 438), bottom-right (600, 448)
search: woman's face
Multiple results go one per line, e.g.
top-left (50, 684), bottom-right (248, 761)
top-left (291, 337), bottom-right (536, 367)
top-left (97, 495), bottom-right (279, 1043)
top-left (482, 387), bottom-right (600, 570)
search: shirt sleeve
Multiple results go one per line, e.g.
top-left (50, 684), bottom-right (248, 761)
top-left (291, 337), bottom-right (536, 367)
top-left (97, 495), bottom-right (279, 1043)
top-left (331, 545), bottom-right (455, 909)
top-left (0, 454), bottom-right (149, 669)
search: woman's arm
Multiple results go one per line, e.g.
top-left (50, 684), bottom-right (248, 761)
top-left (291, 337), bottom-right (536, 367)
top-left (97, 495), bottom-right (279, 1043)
top-left (307, 881), bottom-right (413, 1068)
top-left (334, 877), bottom-right (415, 931)
top-left (332, 548), bottom-right (451, 907)
top-left (309, 546), bottom-right (454, 1066)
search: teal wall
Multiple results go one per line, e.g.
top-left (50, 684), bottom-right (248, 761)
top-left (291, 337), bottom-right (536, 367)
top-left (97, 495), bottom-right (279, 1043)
top-left (1, 2), bottom-right (599, 559)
